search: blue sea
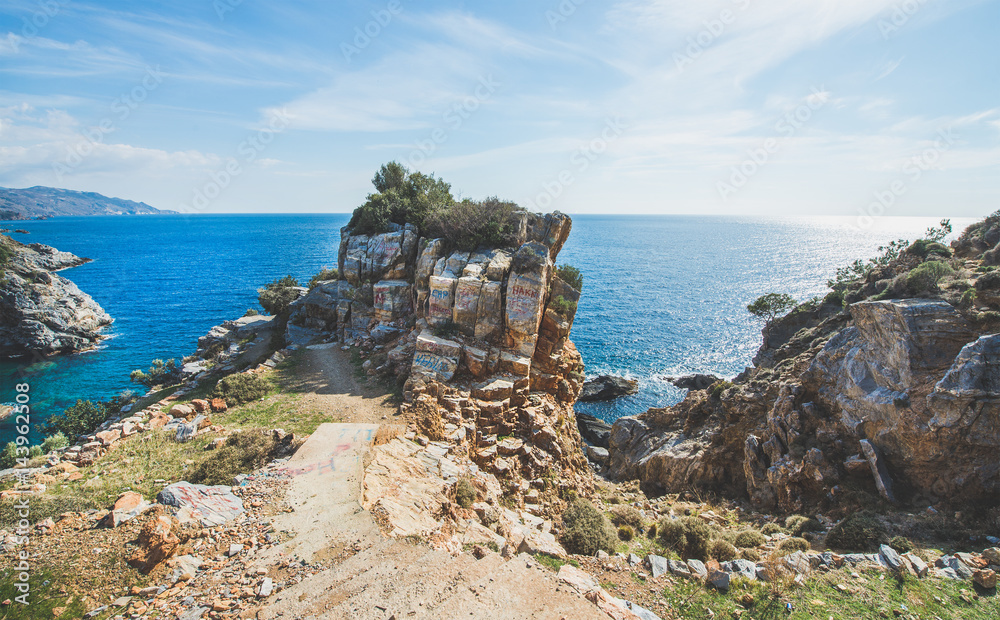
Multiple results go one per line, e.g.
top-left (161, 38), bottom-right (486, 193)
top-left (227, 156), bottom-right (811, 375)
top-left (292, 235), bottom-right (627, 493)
top-left (0, 214), bottom-right (972, 444)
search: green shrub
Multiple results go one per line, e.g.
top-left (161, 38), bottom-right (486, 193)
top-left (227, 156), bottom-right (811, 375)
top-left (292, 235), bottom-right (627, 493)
top-left (0, 442), bottom-right (18, 469)
top-left (456, 478), bottom-right (476, 509)
top-left (423, 197), bottom-right (523, 252)
top-left (557, 264), bottom-right (583, 292)
top-left (710, 380), bottom-right (734, 399)
top-left (733, 529), bottom-right (766, 548)
top-left (657, 516), bottom-right (716, 561)
top-left (130, 358), bottom-right (181, 388)
top-left (710, 539), bottom-right (738, 561)
top-left (41, 400), bottom-right (108, 438)
top-left (188, 430), bottom-right (282, 486)
top-left (550, 295), bottom-right (577, 317)
top-left (775, 537), bottom-right (811, 555)
top-left (258, 275), bottom-right (300, 316)
top-left (561, 499), bottom-right (617, 556)
top-left (609, 505), bottom-right (645, 531)
top-left (889, 536), bottom-right (914, 553)
top-left (647, 522), bottom-right (657, 539)
top-left (349, 162), bottom-right (454, 235)
top-left (40, 432), bottom-right (69, 454)
top-left (907, 239), bottom-right (952, 259)
top-left (785, 515), bottom-right (823, 537)
top-left (823, 289), bottom-right (846, 308)
top-left (309, 267), bottom-right (339, 289)
top-left (761, 522), bottom-right (786, 536)
top-left (960, 288), bottom-right (978, 309)
top-left (0, 495), bottom-right (99, 529)
top-left (618, 525), bottom-right (635, 542)
top-left (825, 511), bottom-right (889, 552)
top-left (740, 548), bottom-right (762, 562)
top-left (213, 373), bottom-right (271, 407)
top-left (905, 261), bottom-right (954, 293)
top-left (243, 308), bottom-right (259, 317)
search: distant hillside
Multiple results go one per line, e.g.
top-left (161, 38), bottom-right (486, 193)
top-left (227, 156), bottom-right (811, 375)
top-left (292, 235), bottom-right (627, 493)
top-left (0, 186), bottom-right (176, 219)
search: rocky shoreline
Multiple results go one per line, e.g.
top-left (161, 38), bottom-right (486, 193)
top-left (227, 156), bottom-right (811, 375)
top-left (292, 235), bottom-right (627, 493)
top-left (0, 235), bottom-right (113, 358)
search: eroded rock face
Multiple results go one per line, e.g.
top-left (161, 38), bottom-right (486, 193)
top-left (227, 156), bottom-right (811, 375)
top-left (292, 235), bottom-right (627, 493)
top-left (0, 237), bottom-right (113, 358)
top-left (608, 298), bottom-right (1000, 511)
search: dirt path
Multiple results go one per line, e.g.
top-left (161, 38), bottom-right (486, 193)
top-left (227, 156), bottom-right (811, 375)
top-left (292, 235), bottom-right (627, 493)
top-left (284, 345), bottom-right (400, 426)
top-left (256, 347), bottom-right (610, 619)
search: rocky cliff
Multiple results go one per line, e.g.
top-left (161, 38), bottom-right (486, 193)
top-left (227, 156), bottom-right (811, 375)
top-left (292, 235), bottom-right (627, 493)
top-left (282, 210), bottom-right (591, 516)
top-left (0, 235), bottom-right (113, 358)
top-left (0, 186), bottom-right (175, 218)
top-left (608, 217), bottom-right (1000, 514)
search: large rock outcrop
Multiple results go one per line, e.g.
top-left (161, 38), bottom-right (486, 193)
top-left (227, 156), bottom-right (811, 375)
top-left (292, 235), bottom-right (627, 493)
top-left (0, 236), bottom-right (112, 358)
top-left (608, 296), bottom-right (1000, 513)
top-left (282, 210), bottom-right (590, 514)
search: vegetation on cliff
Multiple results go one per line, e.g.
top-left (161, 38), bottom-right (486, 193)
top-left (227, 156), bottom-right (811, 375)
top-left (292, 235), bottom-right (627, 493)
top-left (348, 161), bottom-right (525, 251)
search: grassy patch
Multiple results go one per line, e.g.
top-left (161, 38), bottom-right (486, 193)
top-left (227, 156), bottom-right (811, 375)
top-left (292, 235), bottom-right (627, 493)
top-left (188, 429), bottom-right (288, 486)
top-left (659, 568), bottom-right (999, 620)
top-left (0, 568), bottom-right (92, 620)
top-left (533, 553), bottom-right (579, 572)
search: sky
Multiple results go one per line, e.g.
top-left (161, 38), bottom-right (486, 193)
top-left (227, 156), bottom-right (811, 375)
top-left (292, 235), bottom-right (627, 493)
top-left (0, 0), bottom-right (997, 217)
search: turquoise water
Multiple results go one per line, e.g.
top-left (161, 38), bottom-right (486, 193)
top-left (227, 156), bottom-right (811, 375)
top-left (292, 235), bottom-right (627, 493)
top-left (0, 214), bottom-right (971, 443)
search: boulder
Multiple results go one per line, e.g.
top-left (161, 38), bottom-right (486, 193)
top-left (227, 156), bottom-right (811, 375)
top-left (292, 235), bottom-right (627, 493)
top-left (577, 413), bottom-right (612, 448)
top-left (579, 376), bottom-right (639, 402)
top-left (157, 481), bottom-right (245, 527)
top-left (974, 568), bottom-right (997, 589)
top-left (452, 277), bottom-right (483, 336)
top-left (647, 555), bottom-right (668, 578)
top-left (373, 280), bottom-right (412, 322)
top-left (505, 243), bottom-right (551, 356)
top-left (127, 514), bottom-right (180, 573)
top-left (879, 544), bottom-right (905, 572)
top-left (427, 275), bottom-right (457, 325)
top-left (474, 281), bottom-right (504, 341)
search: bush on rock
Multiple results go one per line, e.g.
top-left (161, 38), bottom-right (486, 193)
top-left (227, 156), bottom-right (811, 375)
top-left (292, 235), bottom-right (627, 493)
top-left (561, 499), bottom-right (617, 556)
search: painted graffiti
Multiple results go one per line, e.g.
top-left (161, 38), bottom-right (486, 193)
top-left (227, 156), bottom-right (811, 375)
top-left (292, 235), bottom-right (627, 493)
top-left (413, 352), bottom-right (452, 373)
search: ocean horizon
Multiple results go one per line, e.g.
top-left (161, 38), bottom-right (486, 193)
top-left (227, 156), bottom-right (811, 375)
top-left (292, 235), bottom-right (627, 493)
top-left (0, 213), bottom-right (975, 444)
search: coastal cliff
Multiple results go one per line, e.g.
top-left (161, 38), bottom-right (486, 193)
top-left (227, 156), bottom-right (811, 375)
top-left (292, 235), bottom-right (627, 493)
top-left (608, 216), bottom-right (1000, 514)
top-left (0, 235), bottom-right (112, 358)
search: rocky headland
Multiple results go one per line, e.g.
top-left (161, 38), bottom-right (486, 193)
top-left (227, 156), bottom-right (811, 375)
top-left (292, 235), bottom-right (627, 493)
top-left (0, 234), bottom-right (113, 358)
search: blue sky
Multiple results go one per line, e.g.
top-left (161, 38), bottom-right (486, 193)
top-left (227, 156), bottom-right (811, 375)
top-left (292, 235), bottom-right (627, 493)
top-left (0, 0), bottom-right (997, 217)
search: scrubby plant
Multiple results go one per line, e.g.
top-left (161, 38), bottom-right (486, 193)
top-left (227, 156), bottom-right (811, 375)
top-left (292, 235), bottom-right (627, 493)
top-left (212, 373), bottom-right (271, 407)
top-left (827, 239), bottom-right (909, 292)
top-left (924, 218), bottom-right (953, 242)
top-left (740, 548), bottom-right (762, 562)
top-left (733, 529), bottom-right (766, 548)
top-left (775, 537), bottom-right (811, 555)
top-left (618, 525), bottom-right (635, 542)
top-left (40, 432), bottom-right (68, 453)
top-left (825, 511), bottom-right (889, 552)
top-left (761, 522), bottom-right (786, 536)
top-left (0, 442), bottom-right (19, 469)
top-left (710, 539), bottom-right (738, 561)
top-left (785, 515), bottom-right (823, 537)
top-left (130, 358), bottom-right (181, 388)
top-left (557, 264), bottom-right (583, 292)
top-left (747, 293), bottom-right (796, 341)
top-left (906, 238), bottom-right (952, 259)
top-left (709, 380), bottom-right (734, 399)
top-left (243, 308), bottom-right (259, 317)
top-left (41, 400), bottom-right (108, 439)
top-left (905, 260), bottom-right (954, 294)
top-left (609, 505), bottom-right (645, 531)
top-left (960, 288), bottom-right (978, 309)
top-left (423, 197), bottom-right (523, 251)
top-left (309, 267), bottom-right (339, 289)
top-left (560, 499), bottom-right (617, 556)
top-left (647, 522), bottom-right (657, 539)
top-left (349, 162), bottom-right (455, 234)
top-left (456, 478), bottom-right (476, 509)
top-left (258, 275), bottom-right (300, 316)
top-left (889, 535), bottom-right (914, 554)
top-left (550, 295), bottom-right (577, 317)
top-left (657, 516), bottom-right (716, 561)
top-left (188, 430), bottom-right (283, 485)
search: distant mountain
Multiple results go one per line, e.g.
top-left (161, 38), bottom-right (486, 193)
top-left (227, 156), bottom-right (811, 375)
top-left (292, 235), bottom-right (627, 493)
top-left (0, 186), bottom-right (176, 219)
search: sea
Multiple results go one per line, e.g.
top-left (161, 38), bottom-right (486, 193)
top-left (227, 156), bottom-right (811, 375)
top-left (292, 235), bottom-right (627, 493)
top-left (0, 214), bottom-right (974, 445)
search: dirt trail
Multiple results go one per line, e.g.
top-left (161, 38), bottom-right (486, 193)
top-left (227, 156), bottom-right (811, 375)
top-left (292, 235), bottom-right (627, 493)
top-left (257, 347), bottom-right (609, 619)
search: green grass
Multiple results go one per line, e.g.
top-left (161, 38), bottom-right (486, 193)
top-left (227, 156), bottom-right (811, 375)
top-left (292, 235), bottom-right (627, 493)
top-left (660, 568), bottom-right (998, 620)
top-left (0, 569), bottom-right (93, 620)
top-left (533, 553), bottom-right (580, 572)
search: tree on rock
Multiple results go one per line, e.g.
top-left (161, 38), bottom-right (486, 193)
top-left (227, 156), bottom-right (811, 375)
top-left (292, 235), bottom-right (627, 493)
top-left (747, 293), bottom-right (796, 342)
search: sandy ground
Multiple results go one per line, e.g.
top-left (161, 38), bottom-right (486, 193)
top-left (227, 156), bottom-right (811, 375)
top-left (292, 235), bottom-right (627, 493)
top-left (256, 348), bottom-right (610, 620)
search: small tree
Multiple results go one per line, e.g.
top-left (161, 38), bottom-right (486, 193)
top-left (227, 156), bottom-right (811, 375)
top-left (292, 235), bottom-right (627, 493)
top-left (258, 275), bottom-right (300, 316)
top-left (556, 264), bottom-right (583, 292)
top-left (925, 218), bottom-right (952, 242)
top-left (130, 358), bottom-right (181, 388)
top-left (747, 293), bottom-right (796, 343)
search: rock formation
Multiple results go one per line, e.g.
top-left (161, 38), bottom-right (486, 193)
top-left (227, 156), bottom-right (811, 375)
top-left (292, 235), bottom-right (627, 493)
top-left (608, 220), bottom-right (1000, 514)
top-left (0, 235), bottom-right (113, 358)
top-left (283, 210), bottom-right (591, 519)
top-left (579, 375), bottom-right (639, 402)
